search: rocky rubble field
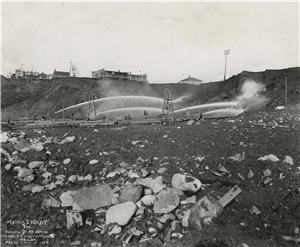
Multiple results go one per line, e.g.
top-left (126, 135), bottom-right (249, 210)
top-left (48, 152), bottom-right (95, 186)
top-left (1, 107), bottom-right (300, 247)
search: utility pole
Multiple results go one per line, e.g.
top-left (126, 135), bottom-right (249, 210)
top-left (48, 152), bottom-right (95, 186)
top-left (70, 61), bottom-right (72, 77)
top-left (62, 100), bottom-right (65, 121)
top-left (285, 71), bottom-right (288, 111)
top-left (24, 101), bottom-right (28, 118)
top-left (224, 49), bottom-right (230, 81)
top-left (91, 94), bottom-right (97, 119)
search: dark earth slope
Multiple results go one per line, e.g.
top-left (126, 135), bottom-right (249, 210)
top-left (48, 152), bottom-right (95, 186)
top-left (1, 67), bottom-right (299, 120)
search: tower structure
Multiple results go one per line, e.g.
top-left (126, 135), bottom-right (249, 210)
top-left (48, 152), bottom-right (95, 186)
top-left (161, 88), bottom-right (175, 124)
top-left (86, 94), bottom-right (96, 120)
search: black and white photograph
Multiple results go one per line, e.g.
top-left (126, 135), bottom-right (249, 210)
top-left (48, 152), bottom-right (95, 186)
top-left (1, 1), bottom-right (299, 246)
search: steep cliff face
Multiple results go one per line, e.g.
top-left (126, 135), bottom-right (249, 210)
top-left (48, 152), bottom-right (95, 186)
top-left (1, 67), bottom-right (299, 120)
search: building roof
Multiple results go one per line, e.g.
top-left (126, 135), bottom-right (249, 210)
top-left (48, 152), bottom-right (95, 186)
top-left (180, 76), bottom-right (202, 82)
top-left (53, 70), bottom-right (70, 76)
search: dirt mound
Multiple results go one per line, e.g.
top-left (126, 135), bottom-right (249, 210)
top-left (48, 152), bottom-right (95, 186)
top-left (1, 67), bottom-right (299, 121)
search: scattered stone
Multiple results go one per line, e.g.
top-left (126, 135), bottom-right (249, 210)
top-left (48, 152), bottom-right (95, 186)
top-left (1, 132), bottom-right (9, 143)
top-left (119, 161), bottom-right (129, 168)
top-left (91, 242), bottom-right (102, 247)
top-left (247, 170), bottom-right (254, 178)
top-left (89, 159), bottom-right (99, 165)
top-left (158, 213), bottom-right (176, 223)
top-left (63, 158), bottom-right (71, 165)
top-left (258, 154), bottom-right (279, 162)
top-left (106, 201), bottom-right (137, 226)
top-left (22, 185), bottom-right (34, 192)
top-left (228, 153), bottom-right (245, 161)
top-left (0, 148), bottom-right (11, 162)
top-left (157, 168), bottom-right (167, 174)
top-left (30, 143), bottom-right (44, 152)
top-left (154, 190), bottom-right (180, 214)
top-left (23, 174), bottom-right (35, 183)
top-left (186, 195), bottom-right (197, 204)
top-left (195, 156), bottom-right (205, 162)
top-left (148, 227), bottom-right (157, 236)
top-left (218, 164), bottom-right (230, 174)
top-left (66, 210), bottom-right (83, 230)
top-left (269, 120), bottom-right (278, 128)
top-left (171, 233), bottom-right (183, 238)
top-left (55, 175), bottom-right (66, 186)
top-left (189, 195), bottom-right (223, 230)
top-left (249, 206), bottom-right (261, 215)
top-left (74, 184), bottom-right (113, 210)
top-left (283, 156), bottom-right (294, 165)
top-left (119, 184), bottom-right (143, 203)
top-left (108, 225), bottom-right (122, 235)
top-left (144, 188), bottom-right (152, 195)
top-left (45, 182), bottom-right (57, 190)
top-left (136, 176), bottom-right (166, 194)
top-left (5, 164), bottom-right (12, 171)
top-left (263, 169), bottom-right (272, 177)
top-left (42, 197), bottom-right (61, 208)
top-left (18, 168), bottom-right (33, 178)
top-left (85, 218), bottom-right (93, 226)
top-left (49, 160), bottom-right (61, 167)
top-left (172, 173), bottom-right (202, 193)
top-left (42, 172), bottom-right (52, 182)
top-left (14, 139), bottom-right (31, 152)
top-left (165, 188), bottom-right (184, 197)
top-left (28, 161), bottom-right (44, 169)
top-left (140, 168), bottom-right (149, 177)
top-left (141, 195), bottom-right (156, 206)
top-left (275, 106), bottom-right (285, 110)
top-left (187, 120), bottom-right (195, 125)
top-left (8, 137), bottom-right (18, 144)
top-left (182, 209), bottom-right (191, 227)
top-left (11, 159), bottom-right (27, 165)
top-left (60, 136), bottom-right (76, 144)
top-left (70, 240), bottom-right (81, 246)
top-left (72, 202), bottom-right (85, 212)
top-left (60, 190), bottom-right (78, 207)
top-left (106, 172), bottom-right (119, 178)
top-left (68, 175), bottom-right (77, 183)
top-left (32, 185), bottom-right (44, 193)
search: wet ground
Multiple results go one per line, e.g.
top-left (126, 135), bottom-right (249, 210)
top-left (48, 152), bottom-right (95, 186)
top-left (1, 107), bottom-right (300, 247)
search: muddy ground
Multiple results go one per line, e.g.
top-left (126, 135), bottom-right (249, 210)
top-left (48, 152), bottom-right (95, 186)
top-left (1, 106), bottom-right (300, 247)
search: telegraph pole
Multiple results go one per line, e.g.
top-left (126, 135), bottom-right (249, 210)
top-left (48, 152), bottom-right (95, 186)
top-left (91, 94), bottom-right (97, 119)
top-left (224, 49), bottom-right (230, 81)
top-left (62, 100), bottom-right (65, 121)
top-left (285, 71), bottom-right (288, 111)
top-left (24, 101), bottom-right (28, 118)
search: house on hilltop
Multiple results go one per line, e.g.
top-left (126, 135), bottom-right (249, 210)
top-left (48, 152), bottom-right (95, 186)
top-left (92, 68), bottom-right (148, 82)
top-left (14, 69), bottom-right (39, 80)
top-left (178, 75), bottom-right (202, 85)
top-left (53, 69), bottom-right (70, 78)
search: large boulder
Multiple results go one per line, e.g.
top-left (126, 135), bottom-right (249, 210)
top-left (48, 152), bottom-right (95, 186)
top-left (106, 201), bottom-right (137, 226)
top-left (136, 176), bottom-right (165, 194)
top-left (153, 190), bottom-right (180, 214)
top-left (172, 173), bottom-right (202, 193)
top-left (1, 132), bottom-right (9, 143)
top-left (74, 184), bottom-right (113, 210)
top-left (188, 195), bottom-right (223, 230)
top-left (119, 184), bottom-right (143, 203)
top-left (14, 139), bottom-right (31, 152)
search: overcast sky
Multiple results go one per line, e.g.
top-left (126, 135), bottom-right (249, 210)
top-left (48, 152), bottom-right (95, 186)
top-left (2, 1), bottom-right (299, 83)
